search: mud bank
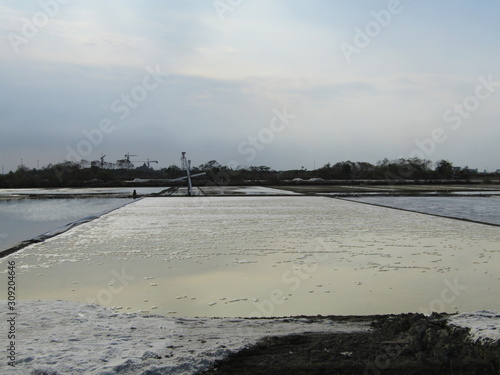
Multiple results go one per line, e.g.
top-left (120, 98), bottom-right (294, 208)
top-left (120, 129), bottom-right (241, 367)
top-left (200, 313), bottom-right (500, 375)
top-left (3, 300), bottom-right (499, 375)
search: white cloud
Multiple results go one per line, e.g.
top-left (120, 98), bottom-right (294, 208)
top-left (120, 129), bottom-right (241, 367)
top-left (0, 1), bottom-right (499, 172)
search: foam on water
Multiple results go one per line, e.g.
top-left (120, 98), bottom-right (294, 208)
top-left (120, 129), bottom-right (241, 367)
top-left (2, 196), bottom-right (499, 317)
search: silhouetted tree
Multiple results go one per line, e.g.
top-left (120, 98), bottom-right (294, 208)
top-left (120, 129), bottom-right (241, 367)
top-left (435, 160), bottom-right (454, 178)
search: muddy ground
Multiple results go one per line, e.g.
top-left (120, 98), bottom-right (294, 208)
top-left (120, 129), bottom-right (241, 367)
top-left (199, 313), bottom-right (499, 375)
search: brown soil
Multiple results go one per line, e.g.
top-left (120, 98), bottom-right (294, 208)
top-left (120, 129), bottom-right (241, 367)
top-left (198, 313), bottom-right (500, 375)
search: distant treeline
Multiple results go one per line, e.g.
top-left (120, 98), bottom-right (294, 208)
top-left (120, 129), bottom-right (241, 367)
top-left (0, 158), bottom-right (497, 188)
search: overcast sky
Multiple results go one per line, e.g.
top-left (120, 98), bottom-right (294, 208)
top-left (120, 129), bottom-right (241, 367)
top-left (1, 0), bottom-right (499, 173)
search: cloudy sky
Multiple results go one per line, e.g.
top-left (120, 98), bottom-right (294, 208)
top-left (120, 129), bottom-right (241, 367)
top-left (1, 0), bottom-right (499, 173)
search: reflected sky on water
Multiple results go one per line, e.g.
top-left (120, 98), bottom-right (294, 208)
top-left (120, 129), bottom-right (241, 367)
top-left (345, 196), bottom-right (500, 225)
top-left (3, 196), bottom-right (499, 317)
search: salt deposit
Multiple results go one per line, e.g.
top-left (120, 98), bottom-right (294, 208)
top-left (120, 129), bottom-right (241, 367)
top-left (1, 193), bottom-right (500, 374)
top-left (450, 310), bottom-right (500, 344)
top-left (2, 196), bottom-right (499, 317)
top-left (2, 300), bottom-right (370, 375)
top-left (3, 300), bottom-right (499, 375)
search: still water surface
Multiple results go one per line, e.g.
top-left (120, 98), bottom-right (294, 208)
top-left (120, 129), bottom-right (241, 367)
top-left (345, 196), bottom-right (500, 225)
top-left (2, 196), bottom-right (499, 317)
top-left (0, 198), bottom-right (132, 250)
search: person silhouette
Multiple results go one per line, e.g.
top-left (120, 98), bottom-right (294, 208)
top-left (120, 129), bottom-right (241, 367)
top-left (132, 190), bottom-right (137, 199)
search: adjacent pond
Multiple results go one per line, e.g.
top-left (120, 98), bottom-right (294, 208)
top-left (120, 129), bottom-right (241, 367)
top-left (345, 196), bottom-right (500, 226)
top-left (0, 198), bottom-right (133, 250)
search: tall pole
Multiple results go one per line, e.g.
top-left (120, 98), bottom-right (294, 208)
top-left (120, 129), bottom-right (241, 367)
top-left (187, 160), bottom-right (193, 196)
top-left (181, 152), bottom-right (193, 196)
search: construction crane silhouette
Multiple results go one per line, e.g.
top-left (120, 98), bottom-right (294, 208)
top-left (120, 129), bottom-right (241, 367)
top-left (121, 154), bottom-right (159, 169)
top-left (124, 153), bottom-right (138, 163)
top-left (100, 154), bottom-right (106, 168)
top-left (135, 159), bottom-right (158, 169)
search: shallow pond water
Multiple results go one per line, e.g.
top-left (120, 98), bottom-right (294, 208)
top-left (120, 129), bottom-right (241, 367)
top-left (0, 198), bottom-right (132, 250)
top-left (345, 196), bottom-right (500, 225)
top-left (3, 196), bottom-right (499, 317)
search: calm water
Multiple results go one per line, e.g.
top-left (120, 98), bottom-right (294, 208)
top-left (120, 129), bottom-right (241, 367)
top-left (3, 196), bottom-right (499, 317)
top-left (0, 198), bottom-right (133, 250)
top-left (0, 187), bottom-right (299, 251)
top-left (2, 194), bottom-right (498, 252)
top-left (344, 196), bottom-right (500, 226)
top-left (0, 187), bottom-right (166, 196)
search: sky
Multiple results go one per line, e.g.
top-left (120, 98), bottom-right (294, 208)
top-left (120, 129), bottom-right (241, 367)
top-left (0, 0), bottom-right (499, 173)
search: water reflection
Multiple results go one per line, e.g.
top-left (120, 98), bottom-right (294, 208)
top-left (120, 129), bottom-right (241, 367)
top-left (0, 198), bottom-right (131, 250)
top-left (346, 196), bottom-right (500, 225)
top-left (4, 197), bottom-right (500, 317)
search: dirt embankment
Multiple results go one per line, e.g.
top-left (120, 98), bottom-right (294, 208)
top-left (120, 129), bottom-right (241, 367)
top-left (199, 313), bottom-right (500, 375)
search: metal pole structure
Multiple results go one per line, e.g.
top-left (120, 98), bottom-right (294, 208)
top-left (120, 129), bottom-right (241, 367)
top-left (181, 152), bottom-right (193, 196)
top-left (187, 160), bottom-right (193, 196)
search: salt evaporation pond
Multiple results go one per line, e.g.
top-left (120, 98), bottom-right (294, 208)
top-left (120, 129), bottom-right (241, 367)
top-left (0, 186), bottom-right (298, 250)
top-left (2, 196), bottom-right (499, 317)
top-left (0, 198), bottom-right (133, 250)
top-left (0, 187), bottom-right (165, 196)
top-left (345, 196), bottom-right (500, 226)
